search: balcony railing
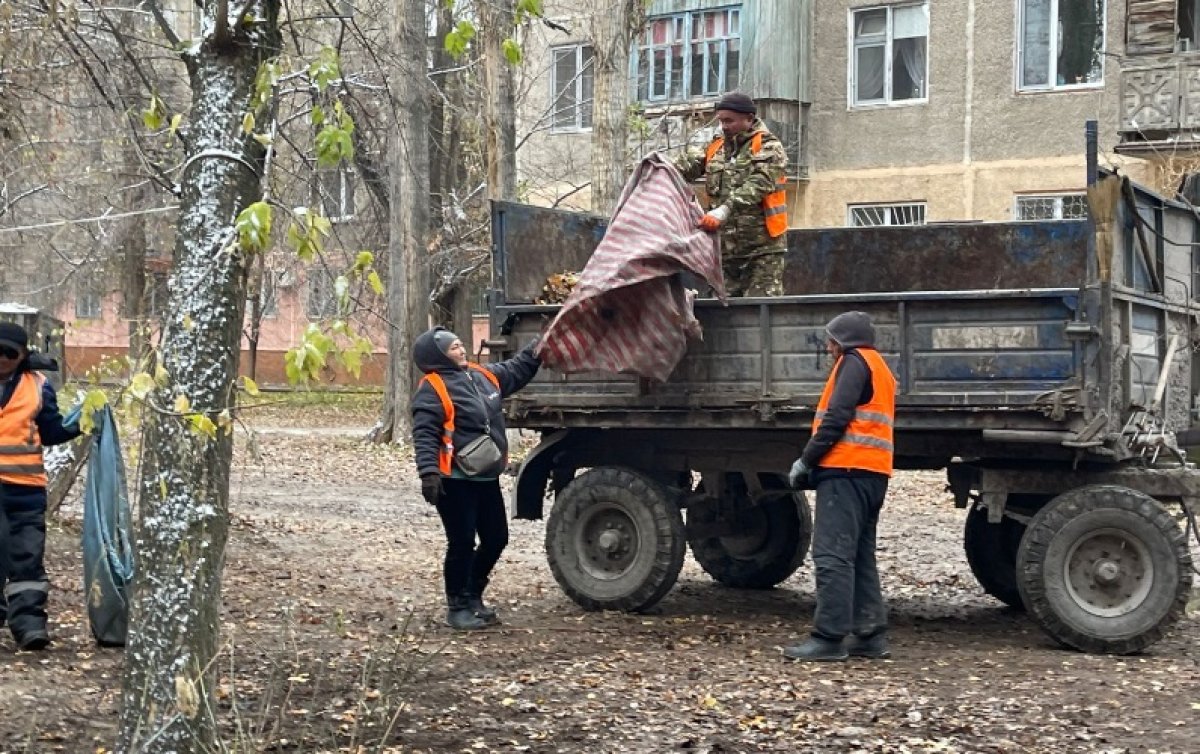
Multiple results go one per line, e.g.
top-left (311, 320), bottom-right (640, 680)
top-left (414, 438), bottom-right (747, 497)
top-left (1120, 55), bottom-right (1200, 137)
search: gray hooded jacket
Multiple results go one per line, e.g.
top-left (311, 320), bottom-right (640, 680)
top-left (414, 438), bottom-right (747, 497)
top-left (801, 312), bottom-right (882, 472)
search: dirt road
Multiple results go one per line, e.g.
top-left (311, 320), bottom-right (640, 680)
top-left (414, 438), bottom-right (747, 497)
top-left (1, 408), bottom-right (1197, 753)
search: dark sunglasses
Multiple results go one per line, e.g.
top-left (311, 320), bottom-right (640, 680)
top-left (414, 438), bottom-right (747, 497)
top-left (0, 346), bottom-right (20, 360)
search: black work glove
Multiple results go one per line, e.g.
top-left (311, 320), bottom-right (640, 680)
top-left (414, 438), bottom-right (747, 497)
top-left (420, 473), bottom-right (443, 505)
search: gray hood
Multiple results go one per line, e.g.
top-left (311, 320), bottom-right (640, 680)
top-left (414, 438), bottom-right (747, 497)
top-left (413, 326), bottom-right (462, 373)
top-left (826, 311), bottom-right (875, 349)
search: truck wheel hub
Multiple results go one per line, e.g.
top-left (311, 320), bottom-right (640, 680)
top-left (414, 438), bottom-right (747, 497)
top-left (1064, 528), bottom-right (1153, 617)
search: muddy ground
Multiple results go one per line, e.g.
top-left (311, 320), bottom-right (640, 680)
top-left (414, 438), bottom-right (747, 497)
top-left (1, 399), bottom-right (1198, 753)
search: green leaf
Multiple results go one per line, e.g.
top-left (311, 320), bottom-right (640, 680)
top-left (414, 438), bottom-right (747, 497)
top-left (353, 251), bottom-right (374, 272)
top-left (167, 113), bottom-right (183, 145)
top-left (502, 38), bottom-right (523, 65)
top-left (174, 394), bottom-right (191, 414)
top-left (236, 201), bottom-right (273, 252)
top-left (311, 104), bottom-right (325, 127)
top-left (142, 94), bottom-right (164, 131)
top-left (242, 111), bottom-right (255, 134)
top-left (515, 0), bottom-right (543, 17)
top-left (444, 20), bottom-right (475, 58)
top-left (308, 46), bottom-right (341, 92)
top-left (367, 270), bottom-right (384, 295)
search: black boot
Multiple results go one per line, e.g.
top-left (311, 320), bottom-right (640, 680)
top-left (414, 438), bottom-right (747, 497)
top-left (446, 594), bottom-right (487, 631)
top-left (13, 626), bottom-right (50, 651)
top-left (466, 593), bottom-right (499, 625)
top-left (783, 636), bottom-right (848, 662)
top-left (846, 632), bottom-right (890, 659)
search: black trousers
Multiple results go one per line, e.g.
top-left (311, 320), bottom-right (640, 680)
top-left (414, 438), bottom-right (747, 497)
top-left (810, 473), bottom-right (888, 641)
top-left (434, 478), bottom-right (509, 601)
top-left (0, 483), bottom-right (50, 636)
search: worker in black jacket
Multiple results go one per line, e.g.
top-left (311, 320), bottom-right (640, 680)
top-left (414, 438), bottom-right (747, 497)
top-left (0, 321), bottom-right (81, 650)
top-left (411, 326), bottom-right (541, 630)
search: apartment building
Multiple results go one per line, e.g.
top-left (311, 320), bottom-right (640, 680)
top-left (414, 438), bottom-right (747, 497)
top-left (519, 0), bottom-right (1157, 227)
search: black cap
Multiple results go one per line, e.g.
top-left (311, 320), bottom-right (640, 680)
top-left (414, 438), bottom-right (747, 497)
top-left (0, 321), bottom-right (28, 352)
top-left (714, 92), bottom-right (756, 115)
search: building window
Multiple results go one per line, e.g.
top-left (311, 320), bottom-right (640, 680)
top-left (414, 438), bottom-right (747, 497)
top-left (1017, 0), bottom-right (1104, 91)
top-left (850, 4), bottom-right (929, 106)
top-left (1180, 0), bottom-right (1200, 50)
top-left (316, 165), bottom-right (355, 222)
top-left (1015, 193), bottom-right (1088, 220)
top-left (636, 8), bottom-right (739, 104)
top-left (75, 285), bottom-right (102, 319)
top-left (551, 45), bottom-right (594, 132)
top-left (848, 202), bottom-right (927, 226)
top-left (306, 270), bottom-right (339, 320)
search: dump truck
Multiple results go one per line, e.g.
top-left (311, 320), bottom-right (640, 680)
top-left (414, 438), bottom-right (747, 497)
top-left (484, 168), bottom-right (1199, 655)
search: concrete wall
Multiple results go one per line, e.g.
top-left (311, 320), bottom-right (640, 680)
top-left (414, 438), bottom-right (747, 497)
top-left (803, 0), bottom-right (1154, 226)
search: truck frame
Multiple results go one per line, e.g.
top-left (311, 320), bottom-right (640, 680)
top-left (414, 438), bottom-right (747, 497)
top-left (485, 166), bottom-right (1199, 655)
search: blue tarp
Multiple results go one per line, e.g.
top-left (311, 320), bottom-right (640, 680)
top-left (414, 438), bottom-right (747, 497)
top-left (64, 404), bottom-right (134, 646)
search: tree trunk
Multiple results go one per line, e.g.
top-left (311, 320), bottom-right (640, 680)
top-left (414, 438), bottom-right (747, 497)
top-left (376, 0), bottom-right (433, 443)
top-left (116, 5), bottom-right (280, 750)
top-left (590, 0), bottom-right (646, 216)
top-left (481, 0), bottom-right (516, 201)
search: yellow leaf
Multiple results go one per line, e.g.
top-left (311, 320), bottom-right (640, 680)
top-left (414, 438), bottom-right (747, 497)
top-left (159, 479), bottom-right (168, 499)
top-left (189, 414), bottom-right (217, 439)
top-left (174, 394), bottom-right (191, 414)
top-left (242, 376), bottom-right (261, 396)
top-left (182, 314), bottom-right (194, 331)
top-left (242, 111), bottom-right (255, 134)
top-left (129, 372), bottom-right (155, 400)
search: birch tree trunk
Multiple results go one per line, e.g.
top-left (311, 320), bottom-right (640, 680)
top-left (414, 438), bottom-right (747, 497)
top-left (480, 0), bottom-right (516, 201)
top-left (590, 0), bottom-right (646, 216)
top-left (377, 0), bottom-right (432, 442)
top-left (117, 2), bottom-right (280, 750)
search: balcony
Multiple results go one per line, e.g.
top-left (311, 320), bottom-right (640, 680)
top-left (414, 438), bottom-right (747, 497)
top-left (1118, 54), bottom-right (1200, 153)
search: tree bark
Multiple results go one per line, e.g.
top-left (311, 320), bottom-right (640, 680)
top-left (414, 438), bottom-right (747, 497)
top-left (480, 0), bottom-right (517, 202)
top-left (376, 0), bottom-right (433, 443)
top-left (590, 0), bottom-right (646, 216)
top-left (116, 2), bottom-right (280, 750)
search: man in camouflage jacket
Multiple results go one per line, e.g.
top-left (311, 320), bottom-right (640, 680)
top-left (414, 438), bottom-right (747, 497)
top-left (674, 92), bottom-right (789, 297)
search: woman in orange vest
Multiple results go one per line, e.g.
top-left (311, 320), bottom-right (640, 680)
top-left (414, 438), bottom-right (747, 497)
top-left (784, 311), bottom-right (896, 662)
top-left (411, 327), bottom-right (541, 630)
top-left (0, 322), bottom-right (81, 650)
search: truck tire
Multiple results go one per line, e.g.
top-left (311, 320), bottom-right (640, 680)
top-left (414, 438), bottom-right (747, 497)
top-left (545, 466), bottom-right (686, 612)
top-left (1015, 484), bottom-right (1193, 654)
top-left (687, 489), bottom-right (812, 589)
top-left (963, 505), bottom-right (1026, 610)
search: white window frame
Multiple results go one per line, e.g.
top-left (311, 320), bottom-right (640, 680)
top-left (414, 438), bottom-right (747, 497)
top-left (635, 7), bottom-right (740, 105)
top-left (1014, 192), bottom-right (1088, 220)
top-left (74, 286), bottom-right (102, 319)
top-left (550, 44), bottom-right (594, 133)
top-left (847, 3), bottom-right (930, 108)
top-left (847, 202), bottom-right (927, 227)
top-left (1015, 0), bottom-right (1106, 92)
top-left (317, 165), bottom-right (355, 223)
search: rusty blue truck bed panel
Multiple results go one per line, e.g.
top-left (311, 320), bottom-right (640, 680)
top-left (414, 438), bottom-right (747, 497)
top-left (486, 195), bottom-right (1195, 447)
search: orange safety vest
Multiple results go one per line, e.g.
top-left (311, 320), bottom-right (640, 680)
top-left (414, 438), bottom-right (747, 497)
top-left (420, 364), bottom-right (502, 475)
top-left (705, 131), bottom-right (788, 238)
top-left (812, 348), bottom-right (896, 476)
top-left (0, 371), bottom-right (47, 487)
